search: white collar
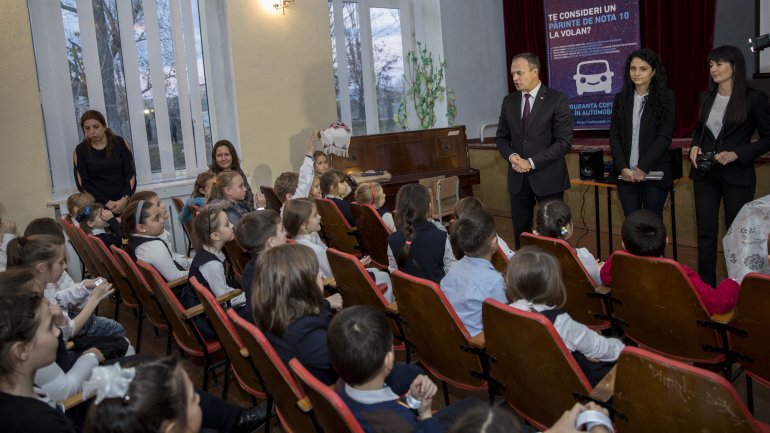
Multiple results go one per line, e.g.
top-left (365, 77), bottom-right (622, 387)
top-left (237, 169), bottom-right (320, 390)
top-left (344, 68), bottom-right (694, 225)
top-left (344, 383), bottom-right (400, 405)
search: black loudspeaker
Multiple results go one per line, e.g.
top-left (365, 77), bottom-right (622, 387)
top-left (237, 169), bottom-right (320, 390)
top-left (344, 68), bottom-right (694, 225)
top-left (579, 149), bottom-right (605, 181)
top-left (670, 148), bottom-right (683, 180)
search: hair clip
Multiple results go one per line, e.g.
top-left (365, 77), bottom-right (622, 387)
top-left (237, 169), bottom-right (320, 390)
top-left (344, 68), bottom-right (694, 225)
top-left (83, 364), bottom-right (136, 404)
top-left (75, 206), bottom-right (92, 223)
top-left (405, 241), bottom-right (412, 245)
top-left (560, 226), bottom-right (569, 237)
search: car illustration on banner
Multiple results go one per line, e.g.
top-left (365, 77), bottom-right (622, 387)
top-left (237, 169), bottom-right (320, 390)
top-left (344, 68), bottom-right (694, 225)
top-left (573, 60), bottom-right (614, 95)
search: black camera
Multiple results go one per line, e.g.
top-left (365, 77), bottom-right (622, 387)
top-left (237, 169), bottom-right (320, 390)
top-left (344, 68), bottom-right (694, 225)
top-left (696, 151), bottom-right (717, 173)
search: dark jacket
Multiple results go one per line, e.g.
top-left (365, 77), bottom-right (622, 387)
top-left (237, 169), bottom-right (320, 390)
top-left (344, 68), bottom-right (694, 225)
top-left (495, 85), bottom-right (573, 196)
top-left (609, 89), bottom-right (676, 187)
top-left (388, 221), bottom-right (448, 283)
top-left (689, 87), bottom-right (770, 186)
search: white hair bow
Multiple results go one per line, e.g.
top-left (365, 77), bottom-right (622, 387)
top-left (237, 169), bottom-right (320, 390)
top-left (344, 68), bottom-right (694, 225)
top-left (82, 364), bottom-right (137, 404)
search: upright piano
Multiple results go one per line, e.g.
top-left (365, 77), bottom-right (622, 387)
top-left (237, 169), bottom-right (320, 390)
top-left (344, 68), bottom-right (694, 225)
top-left (329, 126), bottom-right (481, 208)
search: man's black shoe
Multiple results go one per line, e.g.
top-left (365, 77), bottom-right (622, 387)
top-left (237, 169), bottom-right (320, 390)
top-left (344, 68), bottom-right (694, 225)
top-left (232, 401), bottom-right (270, 433)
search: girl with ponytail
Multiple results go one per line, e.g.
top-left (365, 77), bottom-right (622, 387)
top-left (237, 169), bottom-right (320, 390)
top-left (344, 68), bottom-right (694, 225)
top-left (387, 184), bottom-right (456, 283)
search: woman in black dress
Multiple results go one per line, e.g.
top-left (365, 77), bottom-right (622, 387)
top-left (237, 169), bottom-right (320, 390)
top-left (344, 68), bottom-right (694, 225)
top-left (73, 110), bottom-right (136, 214)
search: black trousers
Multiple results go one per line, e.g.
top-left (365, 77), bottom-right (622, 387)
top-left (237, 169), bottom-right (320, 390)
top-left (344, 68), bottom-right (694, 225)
top-left (509, 175), bottom-right (564, 249)
top-left (693, 173), bottom-right (755, 286)
top-left (616, 181), bottom-right (669, 219)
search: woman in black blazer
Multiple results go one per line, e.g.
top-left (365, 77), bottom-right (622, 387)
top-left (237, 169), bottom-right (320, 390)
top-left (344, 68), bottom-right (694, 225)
top-left (609, 48), bottom-right (675, 218)
top-left (690, 45), bottom-right (770, 286)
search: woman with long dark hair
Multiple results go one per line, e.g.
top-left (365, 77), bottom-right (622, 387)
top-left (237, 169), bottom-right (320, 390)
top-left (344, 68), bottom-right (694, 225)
top-left (209, 140), bottom-right (256, 212)
top-left (689, 45), bottom-right (770, 286)
top-left (73, 110), bottom-right (136, 215)
top-left (609, 48), bottom-right (675, 218)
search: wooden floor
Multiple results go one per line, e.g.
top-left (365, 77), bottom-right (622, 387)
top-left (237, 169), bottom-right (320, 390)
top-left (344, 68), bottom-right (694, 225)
top-left (102, 215), bottom-right (768, 431)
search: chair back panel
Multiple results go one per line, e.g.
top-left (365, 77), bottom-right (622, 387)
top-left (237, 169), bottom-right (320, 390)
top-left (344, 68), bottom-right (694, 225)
top-left (315, 198), bottom-right (359, 255)
top-left (289, 359), bottom-right (366, 433)
top-left (190, 277), bottom-right (265, 398)
top-left (433, 176), bottom-right (459, 219)
top-left (482, 300), bottom-right (592, 430)
top-left (613, 347), bottom-right (763, 433)
top-left (610, 251), bottom-right (723, 363)
top-left (520, 233), bottom-right (607, 328)
top-left (223, 239), bottom-right (251, 279)
top-left (391, 271), bottom-right (485, 389)
top-left (261, 185), bottom-right (283, 212)
top-left (350, 203), bottom-right (390, 268)
top-left (59, 219), bottom-right (101, 278)
top-left (111, 246), bottom-right (168, 329)
top-left (137, 261), bottom-right (209, 356)
top-left (490, 244), bottom-right (509, 274)
top-left (73, 224), bottom-right (111, 278)
top-left (87, 234), bottom-right (139, 308)
top-left (229, 310), bottom-right (319, 433)
top-left (732, 273), bottom-right (770, 386)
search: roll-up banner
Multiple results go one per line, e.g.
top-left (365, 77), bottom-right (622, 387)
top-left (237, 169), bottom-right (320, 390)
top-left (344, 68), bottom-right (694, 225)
top-left (544, 0), bottom-right (641, 129)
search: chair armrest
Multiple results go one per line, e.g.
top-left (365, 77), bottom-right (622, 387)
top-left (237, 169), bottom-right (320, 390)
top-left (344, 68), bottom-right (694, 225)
top-left (61, 392), bottom-right (91, 410)
top-left (710, 309), bottom-right (735, 324)
top-left (595, 285), bottom-right (611, 295)
top-left (240, 348), bottom-right (249, 358)
top-left (297, 396), bottom-right (313, 412)
top-left (588, 365), bottom-right (617, 402)
top-left (182, 305), bottom-right (205, 319)
top-left (168, 277), bottom-right (188, 289)
top-left (324, 276), bottom-right (336, 287)
top-left (216, 290), bottom-right (243, 304)
top-left (468, 332), bottom-right (485, 349)
top-left (376, 283), bottom-right (388, 294)
top-left (385, 302), bottom-right (398, 314)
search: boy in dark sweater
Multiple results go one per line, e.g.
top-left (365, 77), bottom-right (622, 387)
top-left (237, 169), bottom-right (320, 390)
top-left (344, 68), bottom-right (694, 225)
top-left (328, 305), bottom-right (481, 433)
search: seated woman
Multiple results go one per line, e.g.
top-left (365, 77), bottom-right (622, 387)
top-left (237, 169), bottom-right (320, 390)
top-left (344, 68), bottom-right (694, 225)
top-left (73, 110), bottom-right (136, 214)
top-left (209, 140), bottom-right (258, 213)
top-left (0, 268), bottom-right (78, 433)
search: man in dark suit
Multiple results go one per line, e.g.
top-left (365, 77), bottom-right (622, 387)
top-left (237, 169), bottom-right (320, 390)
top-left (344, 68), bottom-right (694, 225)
top-left (496, 52), bottom-right (573, 248)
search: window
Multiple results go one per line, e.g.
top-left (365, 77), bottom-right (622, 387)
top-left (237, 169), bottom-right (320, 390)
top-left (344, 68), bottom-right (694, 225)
top-left (28, 0), bottom-right (232, 199)
top-left (329, 0), bottom-right (412, 136)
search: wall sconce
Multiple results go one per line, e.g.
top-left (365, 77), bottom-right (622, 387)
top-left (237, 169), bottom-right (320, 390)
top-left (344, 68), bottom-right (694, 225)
top-left (274, 0), bottom-right (294, 14)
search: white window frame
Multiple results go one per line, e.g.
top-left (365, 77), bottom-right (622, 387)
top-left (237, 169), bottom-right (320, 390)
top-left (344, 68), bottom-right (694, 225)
top-left (330, 0), bottom-right (415, 135)
top-left (28, 0), bottom-right (239, 200)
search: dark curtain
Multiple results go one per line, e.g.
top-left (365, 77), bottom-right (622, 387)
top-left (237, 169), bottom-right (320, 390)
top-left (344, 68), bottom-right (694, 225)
top-left (501, 0), bottom-right (717, 137)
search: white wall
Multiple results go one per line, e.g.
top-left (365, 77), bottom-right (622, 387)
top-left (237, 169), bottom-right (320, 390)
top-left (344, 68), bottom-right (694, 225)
top-left (440, 0), bottom-right (508, 139)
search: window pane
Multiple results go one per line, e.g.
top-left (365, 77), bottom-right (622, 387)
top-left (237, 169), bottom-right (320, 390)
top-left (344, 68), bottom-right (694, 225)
top-left (156, 0), bottom-right (185, 170)
top-left (131, 0), bottom-right (161, 173)
top-left (342, 2), bottom-right (366, 136)
top-left (328, 1), bottom-right (342, 122)
top-left (61, 0), bottom-right (89, 142)
top-left (192, 0), bottom-right (213, 162)
top-left (370, 7), bottom-right (403, 134)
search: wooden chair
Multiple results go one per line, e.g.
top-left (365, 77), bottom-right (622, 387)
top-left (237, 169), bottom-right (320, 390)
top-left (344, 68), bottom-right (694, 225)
top-left (59, 218), bottom-right (101, 279)
top-left (229, 310), bottom-right (322, 433)
top-left (190, 277), bottom-right (267, 402)
top-left (609, 251), bottom-right (730, 366)
top-left (490, 244), bottom-right (510, 274)
top-left (390, 270), bottom-right (487, 404)
top-left (261, 185), bottom-right (283, 212)
top-left (289, 358), bottom-right (366, 433)
top-left (432, 176), bottom-right (460, 222)
top-left (86, 234), bottom-right (143, 348)
top-left (350, 203), bottom-right (391, 269)
top-left (730, 273), bottom-right (770, 412)
top-left (482, 299), bottom-right (595, 430)
top-left (171, 196), bottom-right (194, 256)
top-left (327, 248), bottom-right (408, 360)
top-left (137, 260), bottom-right (228, 391)
top-left (520, 233), bottom-right (610, 330)
top-left (223, 239), bottom-right (250, 282)
top-left (314, 197), bottom-right (360, 255)
top-left (73, 223), bottom-right (113, 281)
top-left (111, 246), bottom-right (172, 353)
top-left (611, 346), bottom-right (770, 433)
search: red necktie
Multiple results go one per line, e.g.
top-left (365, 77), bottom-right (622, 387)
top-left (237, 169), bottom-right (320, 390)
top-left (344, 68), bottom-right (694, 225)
top-left (522, 93), bottom-right (531, 128)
